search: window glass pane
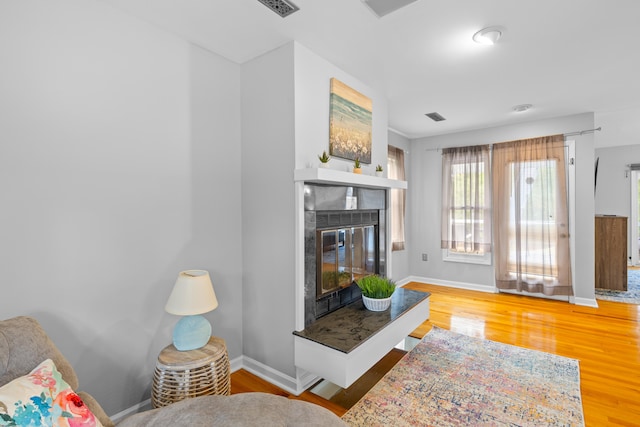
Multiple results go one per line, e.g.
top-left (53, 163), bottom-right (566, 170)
top-left (448, 161), bottom-right (487, 254)
top-left (507, 159), bottom-right (558, 277)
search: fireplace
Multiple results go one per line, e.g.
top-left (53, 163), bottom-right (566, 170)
top-left (303, 184), bottom-right (386, 326)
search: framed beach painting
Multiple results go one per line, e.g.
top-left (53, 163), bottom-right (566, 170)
top-left (329, 78), bottom-right (372, 164)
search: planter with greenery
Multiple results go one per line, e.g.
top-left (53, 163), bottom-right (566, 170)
top-left (318, 151), bottom-right (331, 168)
top-left (353, 158), bottom-right (362, 174)
top-left (375, 164), bottom-right (383, 177)
top-left (356, 274), bottom-right (396, 311)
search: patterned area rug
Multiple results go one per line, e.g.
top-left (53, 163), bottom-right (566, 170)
top-left (342, 327), bottom-right (584, 427)
top-left (595, 269), bottom-right (640, 303)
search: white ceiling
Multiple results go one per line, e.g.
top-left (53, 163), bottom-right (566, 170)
top-left (100, 0), bottom-right (640, 143)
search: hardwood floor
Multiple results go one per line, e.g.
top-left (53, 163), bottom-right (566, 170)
top-left (231, 283), bottom-right (640, 426)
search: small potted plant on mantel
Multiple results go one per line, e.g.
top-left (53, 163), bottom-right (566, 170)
top-left (353, 158), bottom-right (362, 174)
top-left (375, 164), bottom-right (384, 177)
top-left (318, 151), bottom-right (331, 168)
top-left (356, 274), bottom-right (396, 311)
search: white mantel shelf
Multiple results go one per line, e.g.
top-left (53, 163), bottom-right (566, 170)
top-left (294, 168), bottom-right (407, 190)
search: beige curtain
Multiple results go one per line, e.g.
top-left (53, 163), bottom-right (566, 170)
top-left (441, 145), bottom-right (492, 254)
top-left (492, 135), bottom-right (572, 296)
top-left (388, 145), bottom-right (406, 251)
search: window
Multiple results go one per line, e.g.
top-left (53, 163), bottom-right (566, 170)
top-left (492, 135), bottom-right (572, 296)
top-left (441, 145), bottom-right (491, 264)
top-left (388, 145), bottom-right (406, 251)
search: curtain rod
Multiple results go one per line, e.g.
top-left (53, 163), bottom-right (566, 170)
top-left (425, 127), bottom-right (602, 152)
top-left (563, 127), bottom-right (601, 137)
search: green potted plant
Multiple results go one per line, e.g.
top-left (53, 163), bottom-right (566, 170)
top-left (353, 158), bottom-right (362, 174)
top-left (356, 274), bottom-right (396, 311)
top-left (318, 151), bottom-right (331, 168)
top-left (375, 164), bottom-right (383, 177)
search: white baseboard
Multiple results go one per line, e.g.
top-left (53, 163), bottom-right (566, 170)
top-left (573, 296), bottom-right (599, 307)
top-left (110, 398), bottom-right (152, 423)
top-left (240, 355), bottom-right (319, 396)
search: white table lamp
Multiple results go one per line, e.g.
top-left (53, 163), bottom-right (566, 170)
top-left (165, 270), bottom-right (218, 351)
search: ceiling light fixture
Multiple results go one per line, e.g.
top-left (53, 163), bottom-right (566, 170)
top-left (513, 104), bottom-right (533, 113)
top-left (473, 27), bottom-right (503, 45)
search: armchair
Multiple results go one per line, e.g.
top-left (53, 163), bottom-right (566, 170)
top-left (0, 316), bottom-right (346, 426)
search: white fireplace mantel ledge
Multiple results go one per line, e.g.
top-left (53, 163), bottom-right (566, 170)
top-left (294, 168), bottom-right (407, 190)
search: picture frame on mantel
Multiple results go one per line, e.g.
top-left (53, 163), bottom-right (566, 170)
top-left (328, 78), bottom-right (372, 164)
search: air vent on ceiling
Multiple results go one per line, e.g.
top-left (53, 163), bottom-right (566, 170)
top-left (425, 112), bottom-right (446, 122)
top-left (257, 0), bottom-right (299, 18)
top-left (362, 0), bottom-right (418, 18)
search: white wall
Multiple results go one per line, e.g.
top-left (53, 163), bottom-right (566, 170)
top-left (241, 44), bottom-right (297, 378)
top-left (293, 44), bottom-right (389, 173)
top-left (594, 145), bottom-right (640, 217)
top-left (0, 0), bottom-right (242, 416)
top-left (595, 107), bottom-right (640, 149)
top-left (409, 113), bottom-right (596, 301)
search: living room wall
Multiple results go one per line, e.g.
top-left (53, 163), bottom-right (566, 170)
top-left (594, 144), bottom-right (640, 217)
top-left (0, 0), bottom-right (242, 416)
top-left (409, 113), bottom-right (596, 304)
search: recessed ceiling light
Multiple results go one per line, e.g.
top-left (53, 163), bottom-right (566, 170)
top-left (473, 27), bottom-right (503, 45)
top-left (513, 104), bottom-right (533, 113)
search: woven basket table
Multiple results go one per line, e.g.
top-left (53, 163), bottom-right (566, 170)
top-left (152, 336), bottom-right (230, 408)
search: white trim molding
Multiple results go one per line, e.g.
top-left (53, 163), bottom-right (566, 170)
top-left (239, 355), bottom-right (319, 396)
top-left (573, 297), bottom-right (599, 308)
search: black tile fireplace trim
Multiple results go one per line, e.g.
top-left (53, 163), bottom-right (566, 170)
top-left (303, 183), bottom-right (387, 327)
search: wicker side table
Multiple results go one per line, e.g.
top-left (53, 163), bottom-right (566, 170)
top-left (152, 336), bottom-right (230, 408)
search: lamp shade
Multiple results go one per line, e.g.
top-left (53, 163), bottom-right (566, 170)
top-left (165, 270), bottom-right (218, 315)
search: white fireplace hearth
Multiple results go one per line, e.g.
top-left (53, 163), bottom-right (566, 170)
top-left (292, 168), bottom-right (429, 390)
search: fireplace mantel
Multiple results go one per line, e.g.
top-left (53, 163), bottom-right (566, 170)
top-left (294, 168), bottom-right (407, 190)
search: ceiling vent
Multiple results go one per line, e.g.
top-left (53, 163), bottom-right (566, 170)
top-left (425, 112), bottom-right (446, 122)
top-left (257, 0), bottom-right (299, 18)
top-left (362, 0), bottom-right (418, 18)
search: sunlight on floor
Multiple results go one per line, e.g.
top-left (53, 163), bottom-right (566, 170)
top-left (450, 315), bottom-right (486, 338)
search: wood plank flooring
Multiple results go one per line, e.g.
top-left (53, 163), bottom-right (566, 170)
top-left (231, 283), bottom-right (640, 426)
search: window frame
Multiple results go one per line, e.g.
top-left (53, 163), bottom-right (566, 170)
top-left (441, 145), bottom-right (492, 265)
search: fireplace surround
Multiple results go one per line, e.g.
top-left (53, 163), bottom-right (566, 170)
top-left (293, 169), bottom-right (429, 391)
top-left (303, 183), bottom-right (386, 326)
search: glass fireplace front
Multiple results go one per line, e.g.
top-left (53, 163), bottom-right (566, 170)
top-left (317, 225), bottom-right (376, 297)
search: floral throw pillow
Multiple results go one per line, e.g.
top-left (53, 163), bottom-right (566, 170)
top-left (0, 358), bottom-right (103, 427)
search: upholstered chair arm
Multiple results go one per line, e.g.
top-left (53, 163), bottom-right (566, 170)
top-left (116, 393), bottom-right (347, 427)
top-left (78, 391), bottom-right (115, 427)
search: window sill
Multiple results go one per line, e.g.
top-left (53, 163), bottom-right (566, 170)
top-left (442, 250), bottom-right (491, 266)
